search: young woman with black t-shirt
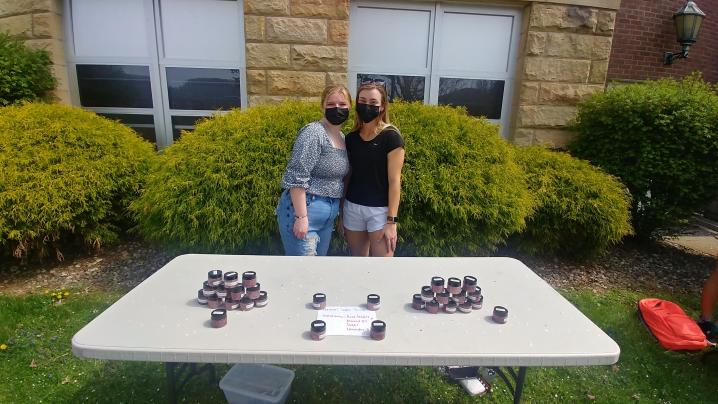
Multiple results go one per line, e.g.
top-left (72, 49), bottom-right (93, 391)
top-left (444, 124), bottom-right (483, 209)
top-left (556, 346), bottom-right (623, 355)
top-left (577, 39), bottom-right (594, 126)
top-left (342, 83), bottom-right (405, 256)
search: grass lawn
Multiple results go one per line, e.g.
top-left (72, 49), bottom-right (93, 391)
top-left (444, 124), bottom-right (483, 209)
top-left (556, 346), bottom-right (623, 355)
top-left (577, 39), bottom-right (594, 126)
top-left (1, 288), bottom-right (716, 403)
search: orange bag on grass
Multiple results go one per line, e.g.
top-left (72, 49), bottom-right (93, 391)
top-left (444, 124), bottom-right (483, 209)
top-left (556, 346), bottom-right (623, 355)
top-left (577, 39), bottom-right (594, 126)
top-left (638, 298), bottom-right (709, 351)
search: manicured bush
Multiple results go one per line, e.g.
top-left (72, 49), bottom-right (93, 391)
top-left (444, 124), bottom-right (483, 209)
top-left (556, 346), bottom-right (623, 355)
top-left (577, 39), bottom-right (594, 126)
top-left (0, 33), bottom-right (56, 106)
top-left (569, 74), bottom-right (718, 238)
top-left (0, 103), bottom-right (155, 259)
top-left (130, 101), bottom-right (319, 253)
top-left (390, 102), bottom-right (533, 256)
top-left (132, 101), bottom-right (533, 255)
top-left (513, 146), bottom-right (633, 259)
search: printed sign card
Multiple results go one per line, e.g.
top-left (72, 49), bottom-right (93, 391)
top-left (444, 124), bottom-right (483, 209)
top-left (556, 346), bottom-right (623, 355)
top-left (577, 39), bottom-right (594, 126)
top-left (317, 306), bottom-right (377, 336)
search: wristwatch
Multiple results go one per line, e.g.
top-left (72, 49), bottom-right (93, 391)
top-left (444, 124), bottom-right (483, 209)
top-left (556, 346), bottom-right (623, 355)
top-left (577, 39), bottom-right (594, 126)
top-left (386, 216), bottom-right (399, 224)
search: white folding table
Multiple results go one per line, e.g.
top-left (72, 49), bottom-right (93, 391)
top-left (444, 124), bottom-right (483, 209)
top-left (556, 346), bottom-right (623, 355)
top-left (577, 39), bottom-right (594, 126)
top-left (72, 255), bottom-right (620, 403)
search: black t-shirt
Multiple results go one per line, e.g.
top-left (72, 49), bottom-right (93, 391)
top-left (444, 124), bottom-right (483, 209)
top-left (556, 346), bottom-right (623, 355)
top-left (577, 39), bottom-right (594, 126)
top-left (345, 128), bottom-right (405, 207)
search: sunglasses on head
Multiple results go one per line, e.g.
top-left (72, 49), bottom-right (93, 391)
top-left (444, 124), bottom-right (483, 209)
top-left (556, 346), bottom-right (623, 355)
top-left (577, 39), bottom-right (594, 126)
top-left (360, 78), bottom-right (386, 86)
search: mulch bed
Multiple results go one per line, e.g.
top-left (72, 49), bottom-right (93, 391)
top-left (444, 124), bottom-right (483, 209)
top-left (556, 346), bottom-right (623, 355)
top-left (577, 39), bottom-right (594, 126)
top-left (0, 238), bottom-right (714, 298)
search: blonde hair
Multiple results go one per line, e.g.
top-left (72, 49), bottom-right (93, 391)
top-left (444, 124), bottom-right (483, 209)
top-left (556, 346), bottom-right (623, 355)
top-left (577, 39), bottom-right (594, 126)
top-left (320, 85), bottom-right (352, 109)
top-left (350, 83), bottom-right (393, 134)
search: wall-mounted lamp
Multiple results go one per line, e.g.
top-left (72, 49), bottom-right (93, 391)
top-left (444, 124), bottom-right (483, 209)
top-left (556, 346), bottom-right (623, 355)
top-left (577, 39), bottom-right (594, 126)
top-left (664, 1), bottom-right (706, 65)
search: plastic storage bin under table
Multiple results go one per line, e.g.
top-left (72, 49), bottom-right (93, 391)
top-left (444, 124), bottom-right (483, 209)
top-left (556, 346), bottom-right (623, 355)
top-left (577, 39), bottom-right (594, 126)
top-left (219, 364), bottom-right (294, 404)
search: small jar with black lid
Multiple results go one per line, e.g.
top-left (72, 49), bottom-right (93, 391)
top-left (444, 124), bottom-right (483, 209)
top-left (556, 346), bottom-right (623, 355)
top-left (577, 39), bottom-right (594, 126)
top-left (242, 271), bottom-right (257, 288)
top-left (223, 271), bottom-right (240, 288)
top-left (493, 306), bottom-right (508, 323)
top-left (216, 283), bottom-right (227, 299)
top-left (467, 289), bottom-right (481, 303)
top-left (254, 291), bottom-right (268, 308)
top-left (207, 295), bottom-right (223, 309)
top-left (444, 299), bottom-right (457, 313)
top-left (208, 270), bottom-right (223, 287)
top-left (463, 276), bottom-right (478, 293)
top-left (458, 301), bottom-right (473, 313)
top-left (426, 299), bottom-right (440, 314)
top-left (239, 296), bottom-right (254, 311)
top-left (246, 284), bottom-right (261, 300)
top-left (367, 294), bottom-right (381, 311)
top-left (211, 309), bottom-right (227, 328)
top-left (452, 291), bottom-right (467, 305)
top-left (436, 291), bottom-right (450, 305)
top-left (229, 285), bottom-right (244, 301)
top-left (471, 295), bottom-right (484, 310)
top-left (412, 294), bottom-right (425, 310)
top-left (421, 286), bottom-right (434, 302)
top-left (447, 277), bottom-right (462, 294)
top-left (312, 293), bottom-right (327, 310)
top-left (431, 276), bottom-right (445, 293)
top-left (311, 320), bottom-right (326, 340)
top-left (202, 281), bottom-right (215, 297)
top-left (197, 289), bottom-right (208, 305)
top-left (370, 320), bottom-right (386, 340)
top-left (225, 297), bottom-right (240, 311)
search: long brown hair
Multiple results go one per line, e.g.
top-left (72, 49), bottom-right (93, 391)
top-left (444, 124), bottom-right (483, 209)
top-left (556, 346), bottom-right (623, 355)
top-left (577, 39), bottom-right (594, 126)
top-left (350, 83), bottom-right (393, 134)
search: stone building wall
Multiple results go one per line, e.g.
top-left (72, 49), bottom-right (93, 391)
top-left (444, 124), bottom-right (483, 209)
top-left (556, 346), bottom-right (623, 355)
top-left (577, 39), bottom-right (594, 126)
top-left (512, 3), bottom-right (617, 148)
top-left (243, 0), bottom-right (349, 106)
top-left (0, 0), bottom-right (69, 103)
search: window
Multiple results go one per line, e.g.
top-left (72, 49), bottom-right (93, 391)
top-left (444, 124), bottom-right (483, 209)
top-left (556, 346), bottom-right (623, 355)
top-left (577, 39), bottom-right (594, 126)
top-left (65, 0), bottom-right (247, 147)
top-left (349, 2), bottom-right (521, 137)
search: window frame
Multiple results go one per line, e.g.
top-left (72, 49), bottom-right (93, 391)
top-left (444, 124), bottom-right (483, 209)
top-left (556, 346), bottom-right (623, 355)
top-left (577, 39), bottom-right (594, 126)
top-left (349, 1), bottom-right (522, 138)
top-left (63, 0), bottom-right (248, 148)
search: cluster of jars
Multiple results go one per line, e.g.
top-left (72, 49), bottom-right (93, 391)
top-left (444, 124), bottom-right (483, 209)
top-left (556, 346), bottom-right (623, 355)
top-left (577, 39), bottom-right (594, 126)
top-left (412, 276), bottom-right (483, 314)
top-left (196, 270), bottom-right (268, 328)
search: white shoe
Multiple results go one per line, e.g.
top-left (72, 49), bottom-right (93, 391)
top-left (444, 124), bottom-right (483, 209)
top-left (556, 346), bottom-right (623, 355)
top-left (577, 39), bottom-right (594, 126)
top-left (458, 377), bottom-right (488, 396)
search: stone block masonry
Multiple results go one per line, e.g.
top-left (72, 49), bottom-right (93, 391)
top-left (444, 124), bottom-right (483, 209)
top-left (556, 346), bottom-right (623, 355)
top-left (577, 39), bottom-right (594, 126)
top-left (0, 0), bottom-right (69, 103)
top-left (513, 3), bottom-right (616, 148)
top-left (244, 0), bottom-right (349, 105)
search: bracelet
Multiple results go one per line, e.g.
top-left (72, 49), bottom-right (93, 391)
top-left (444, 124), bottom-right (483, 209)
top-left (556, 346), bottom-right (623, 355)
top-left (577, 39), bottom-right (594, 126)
top-left (295, 214), bottom-right (307, 220)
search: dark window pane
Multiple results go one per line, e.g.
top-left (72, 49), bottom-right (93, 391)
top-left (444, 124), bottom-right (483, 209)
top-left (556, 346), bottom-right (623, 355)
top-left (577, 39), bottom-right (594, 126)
top-left (438, 78), bottom-right (504, 119)
top-left (356, 74), bottom-right (424, 102)
top-left (97, 113), bottom-right (156, 144)
top-left (167, 67), bottom-right (241, 110)
top-left (171, 115), bottom-right (206, 140)
top-left (77, 65), bottom-right (153, 108)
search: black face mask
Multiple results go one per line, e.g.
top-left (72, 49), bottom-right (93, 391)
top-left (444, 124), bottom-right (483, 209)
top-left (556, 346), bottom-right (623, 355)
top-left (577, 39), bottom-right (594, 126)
top-left (324, 107), bottom-right (349, 125)
top-left (356, 103), bottom-right (381, 123)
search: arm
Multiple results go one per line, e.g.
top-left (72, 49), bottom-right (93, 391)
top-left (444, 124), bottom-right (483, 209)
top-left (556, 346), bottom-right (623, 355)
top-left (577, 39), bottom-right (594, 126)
top-left (281, 126), bottom-right (322, 239)
top-left (338, 167), bottom-right (352, 237)
top-left (384, 147), bottom-right (405, 251)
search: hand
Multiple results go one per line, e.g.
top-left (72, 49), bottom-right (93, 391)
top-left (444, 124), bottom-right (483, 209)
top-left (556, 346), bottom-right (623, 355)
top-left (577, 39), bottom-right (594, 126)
top-left (293, 216), bottom-right (308, 239)
top-left (383, 223), bottom-right (398, 252)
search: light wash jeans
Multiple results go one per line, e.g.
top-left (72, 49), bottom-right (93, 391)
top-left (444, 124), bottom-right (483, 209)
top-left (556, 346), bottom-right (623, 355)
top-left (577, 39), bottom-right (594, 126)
top-left (276, 189), bottom-right (340, 256)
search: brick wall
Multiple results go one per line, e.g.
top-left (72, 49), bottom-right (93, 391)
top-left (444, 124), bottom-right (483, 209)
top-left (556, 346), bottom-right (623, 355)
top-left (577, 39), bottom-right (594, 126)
top-left (243, 0), bottom-right (349, 106)
top-left (512, 3), bottom-right (616, 148)
top-left (608, 0), bottom-right (718, 83)
top-left (0, 0), bottom-right (69, 103)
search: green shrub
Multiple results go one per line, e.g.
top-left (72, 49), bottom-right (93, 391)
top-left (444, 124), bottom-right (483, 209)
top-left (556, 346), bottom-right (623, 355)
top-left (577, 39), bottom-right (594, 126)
top-left (391, 102), bottom-right (532, 256)
top-left (0, 33), bottom-right (56, 106)
top-left (513, 146), bottom-right (632, 258)
top-left (569, 74), bottom-right (718, 238)
top-left (132, 101), bottom-right (533, 255)
top-left (130, 101), bottom-right (319, 253)
top-left (0, 103), bottom-right (155, 259)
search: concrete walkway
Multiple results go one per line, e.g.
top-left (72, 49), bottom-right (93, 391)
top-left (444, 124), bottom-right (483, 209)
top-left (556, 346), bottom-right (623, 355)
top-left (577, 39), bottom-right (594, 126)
top-left (663, 215), bottom-right (718, 257)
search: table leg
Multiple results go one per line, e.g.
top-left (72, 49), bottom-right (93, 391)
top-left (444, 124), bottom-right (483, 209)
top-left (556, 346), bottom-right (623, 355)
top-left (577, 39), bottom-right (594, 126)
top-left (166, 362), bottom-right (178, 404)
top-left (491, 366), bottom-right (528, 404)
top-left (164, 362), bottom-right (216, 404)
